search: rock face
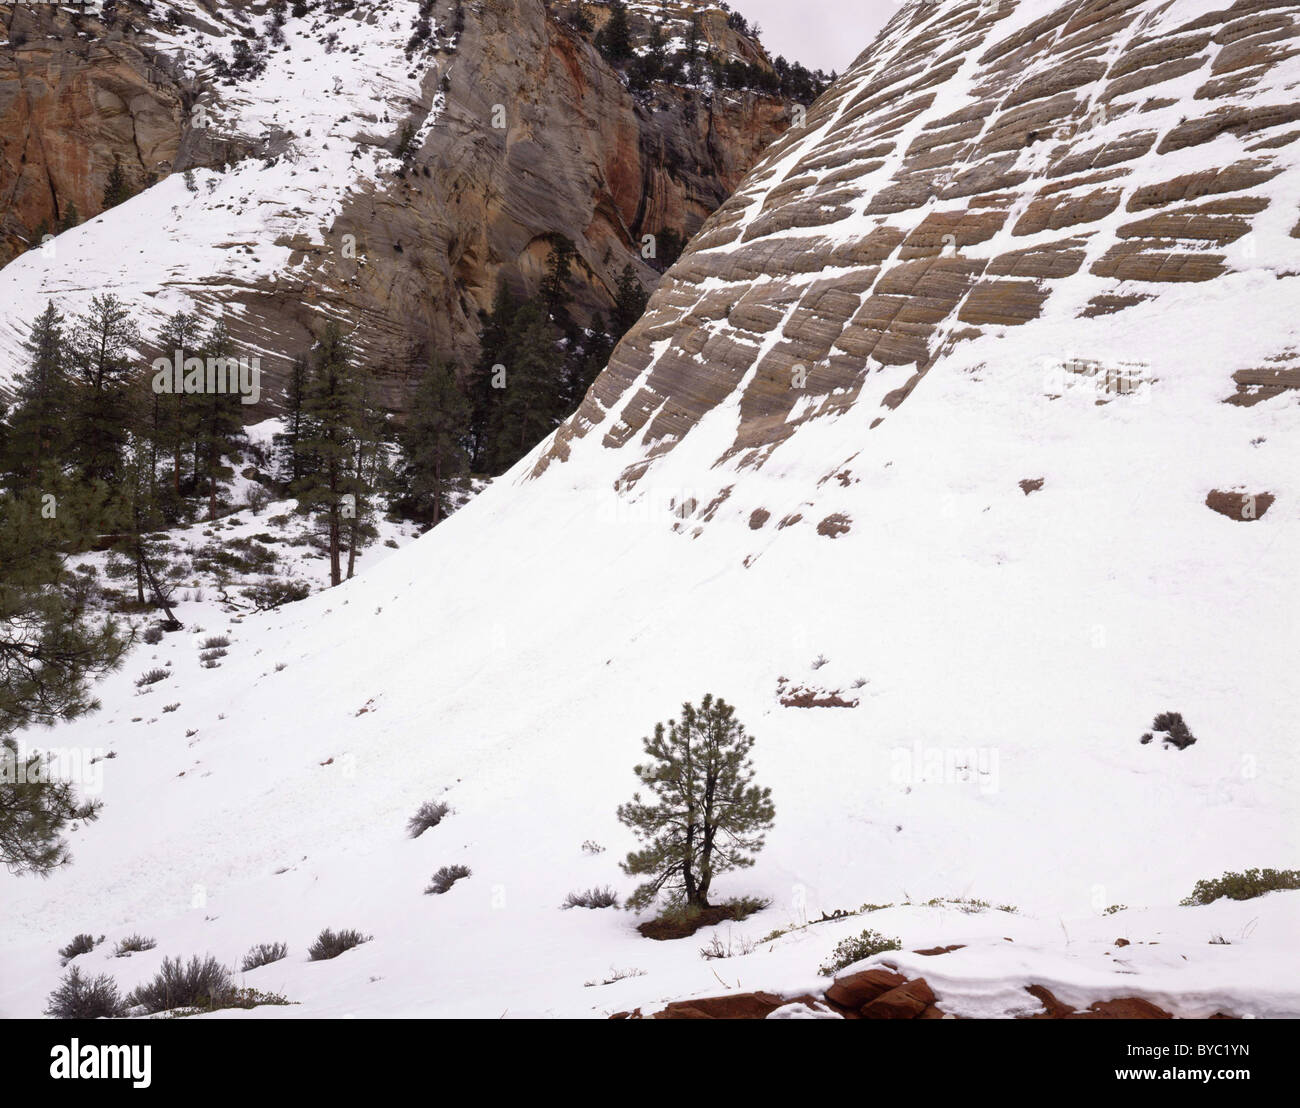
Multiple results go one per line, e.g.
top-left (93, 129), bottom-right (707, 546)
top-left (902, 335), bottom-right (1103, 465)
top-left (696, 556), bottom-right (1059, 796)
top-left (0, 0), bottom-right (800, 406)
top-left (541, 0), bottom-right (1300, 506)
top-left (627, 967), bottom-right (1192, 1019)
top-left (634, 963), bottom-right (1222, 1019)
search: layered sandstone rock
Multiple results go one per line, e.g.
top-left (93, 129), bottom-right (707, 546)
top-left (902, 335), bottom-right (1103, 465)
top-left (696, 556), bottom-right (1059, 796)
top-left (0, 0), bottom-right (799, 406)
top-left (541, 0), bottom-right (1300, 506)
top-left (626, 965), bottom-right (1211, 1019)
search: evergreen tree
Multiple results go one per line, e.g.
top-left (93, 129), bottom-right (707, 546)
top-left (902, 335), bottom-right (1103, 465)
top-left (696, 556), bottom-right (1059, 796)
top-left (194, 318), bottom-right (247, 522)
top-left (295, 322), bottom-right (367, 587)
top-left (107, 432), bottom-right (178, 622)
top-left (102, 161), bottom-right (132, 210)
top-left (0, 484), bottom-right (126, 875)
top-left (66, 294), bottom-right (137, 484)
top-left (611, 263), bottom-right (649, 344)
top-left (497, 300), bottom-right (564, 464)
top-left (57, 202), bottom-right (80, 234)
top-left (274, 354), bottom-right (310, 490)
top-left (397, 353), bottom-right (470, 528)
top-left (684, 13), bottom-right (704, 84)
top-left (617, 694), bottom-right (775, 911)
top-left (150, 310), bottom-right (203, 511)
top-left (595, 0), bottom-right (632, 63)
top-left (563, 312), bottom-right (612, 410)
top-left (468, 280), bottom-right (519, 474)
top-left (344, 380), bottom-right (388, 582)
top-left (539, 235), bottom-right (577, 325)
top-left (3, 303), bottom-right (71, 489)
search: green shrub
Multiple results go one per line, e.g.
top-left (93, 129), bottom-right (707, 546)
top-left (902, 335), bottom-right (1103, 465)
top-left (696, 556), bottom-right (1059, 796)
top-left (135, 668), bottom-right (169, 687)
top-left (45, 967), bottom-right (125, 1019)
top-left (307, 928), bottom-right (371, 961)
top-left (1181, 867), bottom-right (1300, 906)
top-left (1141, 711), bottom-right (1197, 749)
top-left (819, 929), bottom-right (901, 976)
top-left (242, 576), bottom-right (311, 610)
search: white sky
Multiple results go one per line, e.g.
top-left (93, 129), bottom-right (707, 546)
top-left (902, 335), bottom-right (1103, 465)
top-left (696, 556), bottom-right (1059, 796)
top-left (738, 0), bottom-right (900, 73)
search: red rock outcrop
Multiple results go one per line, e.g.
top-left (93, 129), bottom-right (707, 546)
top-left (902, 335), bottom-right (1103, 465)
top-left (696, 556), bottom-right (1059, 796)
top-left (629, 966), bottom-right (1192, 1020)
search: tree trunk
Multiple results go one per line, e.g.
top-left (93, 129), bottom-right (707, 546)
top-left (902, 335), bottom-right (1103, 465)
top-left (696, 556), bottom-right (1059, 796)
top-left (346, 513), bottom-right (358, 580)
top-left (328, 504), bottom-right (341, 587)
top-left (433, 452), bottom-right (442, 526)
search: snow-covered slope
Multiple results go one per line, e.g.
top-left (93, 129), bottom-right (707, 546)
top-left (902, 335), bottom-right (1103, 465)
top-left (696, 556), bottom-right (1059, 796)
top-left (0, 0), bottom-right (800, 402)
top-left (0, 0), bottom-right (440, 382)
top-left (2, 0), bottom-right (1298, 1019)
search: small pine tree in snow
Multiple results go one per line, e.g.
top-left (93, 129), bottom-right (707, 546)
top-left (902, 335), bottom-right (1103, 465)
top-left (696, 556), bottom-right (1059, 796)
top-left (617, 694), bottom-right (775, 912)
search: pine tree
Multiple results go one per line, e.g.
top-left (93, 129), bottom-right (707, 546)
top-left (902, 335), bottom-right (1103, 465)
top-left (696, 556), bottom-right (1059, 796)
top-left (498, 300), bottom-right (564, 464)
top-left (611, 263), bottom-right (648, 343)
top-left (344, 380), bottom-right (388, 582)
top-left (685, 13), bottom-right (704, 84)
top-left (468, 280), bottom-right (519, 474)
top-left (66, 294), bottom-right (137, 484)
top-left (57, 202), bottom-right (80, 234)
top-left (194, 318), bottom-right (247, 522)
top-left (397, 353), bottom-right (470, 528)
top-left (563, 312), bottom-right (612, 410)
top-left (107, 432), bottom-right (178, 622)
top-left (274, 354), bottom-right (310, 490)
top-left (3, 303), bottom-right (72, 489)
top-left (539, 235), bottom-right (577, 324)
top-left (102, 161), bottom-right (132, 210)
top-left (1, 484), bottom-right (126, 875)
top-left (595, 0), bottom-right (632, 63)
top-left (295, 322), bottom-right (367, 587)
top-left (617, 694), bottom-right (775, 912)
top-left (151, 309), bottom-right (203, 511)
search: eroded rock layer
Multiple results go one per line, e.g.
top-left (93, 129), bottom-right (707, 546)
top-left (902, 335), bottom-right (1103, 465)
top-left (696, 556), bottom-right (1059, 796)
top-left (542, 0), bottom-right (1300, 487)
top-left (0, 0), bottom-right (799, 405)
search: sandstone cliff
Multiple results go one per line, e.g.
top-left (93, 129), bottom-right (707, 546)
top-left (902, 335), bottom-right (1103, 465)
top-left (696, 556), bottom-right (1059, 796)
top-left (543, 0), bottom-right (1300, 500)
top-left (0, 0), bottom-right (802, 405)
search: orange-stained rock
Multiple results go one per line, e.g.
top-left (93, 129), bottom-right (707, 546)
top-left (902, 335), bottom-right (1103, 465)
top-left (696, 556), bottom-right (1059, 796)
top-left (861, 978), bottom-right (937, 1019)
top-left (653, 992), bottom-right (809, 1019)
top-left (1023, 985), bottom-right (1173, 1019)
top-left (1206, 490), bottom-right (1275, 521)
top-left (1070, 997), bottom-right (1172, 1019)
top-left (824, 968), bottom-right (908, 1011)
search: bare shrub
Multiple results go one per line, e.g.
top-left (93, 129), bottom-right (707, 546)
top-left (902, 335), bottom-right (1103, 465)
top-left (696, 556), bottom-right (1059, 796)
top-left (44, 967), bottom-right (125, 1019)
top-left (112, 934), bottom-right (156, 957)
top-left (424, 864), bottom-right (470, 895)
top-left (307, 928), bottom-right (371, 961)
top-left (240, 941), bottom-right (288, 971)
top-left (406, 799), bottom-right (450, 838)
top-left (562, 886), bottom-right (619, 910)
top-left (127, 955), bottom-right (235, 1013)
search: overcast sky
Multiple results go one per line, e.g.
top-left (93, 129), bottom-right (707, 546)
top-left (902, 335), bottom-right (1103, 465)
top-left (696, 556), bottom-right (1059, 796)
top-left (739, 0), bottom-right (900, 74)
